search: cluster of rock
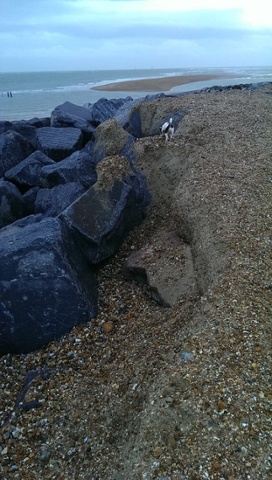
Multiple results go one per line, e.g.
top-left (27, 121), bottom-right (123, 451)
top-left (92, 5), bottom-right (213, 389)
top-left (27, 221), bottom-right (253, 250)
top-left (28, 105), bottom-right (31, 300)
top-left (1, 95), bottom-right (176, 356)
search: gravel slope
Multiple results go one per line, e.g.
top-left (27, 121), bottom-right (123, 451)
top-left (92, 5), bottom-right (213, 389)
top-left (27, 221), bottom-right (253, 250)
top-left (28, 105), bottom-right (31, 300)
top-left (0, 85), bottom-right (271, 480)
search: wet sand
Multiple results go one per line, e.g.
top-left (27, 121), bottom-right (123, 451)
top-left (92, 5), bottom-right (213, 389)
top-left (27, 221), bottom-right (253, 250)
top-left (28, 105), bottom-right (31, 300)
top-left (91, 74), bottom-right (236, 92)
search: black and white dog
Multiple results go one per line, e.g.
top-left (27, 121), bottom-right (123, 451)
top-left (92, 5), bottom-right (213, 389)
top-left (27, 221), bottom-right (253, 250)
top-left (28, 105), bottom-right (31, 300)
top-left (160, 117), bottom-right (174, 141)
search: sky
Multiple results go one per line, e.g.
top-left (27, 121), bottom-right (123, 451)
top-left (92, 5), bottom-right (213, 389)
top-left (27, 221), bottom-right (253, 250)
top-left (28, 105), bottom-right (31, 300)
top-left (0, 0), bottom-right (271, 72)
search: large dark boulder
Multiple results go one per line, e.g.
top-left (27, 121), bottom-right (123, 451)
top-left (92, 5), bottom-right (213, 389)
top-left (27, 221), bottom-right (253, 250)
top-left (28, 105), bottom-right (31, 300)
top-left (114, 98), bottom-right (142, 132)
top-left (0, 179), bottom-right (27, 228)
top-left (0, 118), bottom-right (49, 144)
top-left (84, 97), bottom-right (132, 126)
top-left (41, 148), bottom-right (97, 189)
top-left (9, 121), bottom-right (37, 149)
top-left (0, 121), bottom-right (13, 134)
top-left (36, 126), bottom-right (83, 161)
top-left (0, 215), bottom-right (98, 356)
top-left (60, 156), bottom-right (151, 264)
top-left (23, 186), bottom-right (40, 215)
top-left (4, 150), bottom-right (55, 190)
top-left (35, 182), bottom-right (85, 216)
top-left (27, 117), bottom-right (50, 128)
top-left (0, 131), bottom-right (35, 177)
top-left (51, 101), bottom-right (96, 141)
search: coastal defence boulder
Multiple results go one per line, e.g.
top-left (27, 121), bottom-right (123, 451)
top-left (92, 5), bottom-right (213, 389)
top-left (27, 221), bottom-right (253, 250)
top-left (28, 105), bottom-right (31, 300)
top-left (36, 126), bottom-right (83, 161)
top-left (4, 150), bottom-right (56, 190)
top-left (0, 130), bottom-right (35, 177)
top-left (84, 97), bottom-right (133, 126)
top-left (0, 179), bottom-right (28, 228)
top-left (40, 146), bottom-right (97, 189)
top-left (60, 155), bottom-right (151, 264)
top-left (35, 181), bottom-right (86, 217)
top-left (0, 215), bottom-right (98, 356)
top-left (50, 101), bottom-right (96, 142)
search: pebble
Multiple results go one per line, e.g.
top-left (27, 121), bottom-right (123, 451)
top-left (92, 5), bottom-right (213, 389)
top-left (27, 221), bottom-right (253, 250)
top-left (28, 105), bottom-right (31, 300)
top-left (211, 460), bottom-right (221, 470)
top-left (38, 448), bottom-right (51, 463)
top-left (102, 321), bottom-right (115, 333)
top-left (9, 465), bottom-right (19, 472)
top-left (36, 417), bottom-right (48, 427)
top-left (181, 352), bottom-right (193, 362)
top-left (10, 427), bottom-right (21, 439)
top-left (67, 447), bottom-right (77, 456)
top-left (153, 446), bottom-right (162, 458)
top-left (217, 399), bottom-right (227, 411)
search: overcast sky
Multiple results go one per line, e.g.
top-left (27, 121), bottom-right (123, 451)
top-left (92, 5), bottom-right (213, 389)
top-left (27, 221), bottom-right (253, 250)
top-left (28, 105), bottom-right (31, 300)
top-left (0, 0), bottom-right (271, 72)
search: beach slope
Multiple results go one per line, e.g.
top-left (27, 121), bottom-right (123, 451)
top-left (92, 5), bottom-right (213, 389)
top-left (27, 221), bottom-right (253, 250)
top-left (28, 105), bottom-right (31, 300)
top-left (0, 84), bottom-right (271, 479)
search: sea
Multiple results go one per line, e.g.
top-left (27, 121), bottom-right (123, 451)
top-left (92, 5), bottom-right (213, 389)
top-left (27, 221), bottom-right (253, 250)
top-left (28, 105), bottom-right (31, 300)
top-left (0, 66), bottom-right (271, 122)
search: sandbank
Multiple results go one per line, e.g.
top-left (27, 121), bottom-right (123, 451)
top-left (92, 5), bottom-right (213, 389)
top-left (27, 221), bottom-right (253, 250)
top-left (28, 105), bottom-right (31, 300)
top-left (91, 74), bottom-right (236, 92)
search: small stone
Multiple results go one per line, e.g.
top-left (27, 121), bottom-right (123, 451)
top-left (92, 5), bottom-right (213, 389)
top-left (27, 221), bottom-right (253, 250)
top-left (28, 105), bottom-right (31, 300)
top-left (217, 399), bottom-right (227, 411)
top-left (72, 411), bottom-right (81, 419)
top-left (251, 362), bottom-right (258, 369)
top-left (181, 352), bottom-right (193, 362)
top-left (67, 447), bottom-right (77, 456)
top-left (249, 429), bottom-right (259, 438)
top-left (154, 445), bottom-right (162, 458)
top-left (253, 346), bottom-right (261, 352)
top-left (211, 460), bottom-right (221, 470)
top-left (38, 447), bottom-right (51, 463)
top-left (9, 465), bottom-right (19, 472)
top-left (102, 321), bottom-right (114, 333)
top-left (10, 427), bottom-right (21, 439)
top-left (167, 434), bottom-right (176, 450)
top-left (36, 417), bottom-right (48, 427)
top-left (1, 446), bottom-right (8, 455)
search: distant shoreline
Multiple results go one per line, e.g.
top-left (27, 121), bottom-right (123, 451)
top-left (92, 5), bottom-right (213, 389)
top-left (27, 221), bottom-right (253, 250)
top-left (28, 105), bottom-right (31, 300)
top-left (91, 74), bottom-right (238, 92)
